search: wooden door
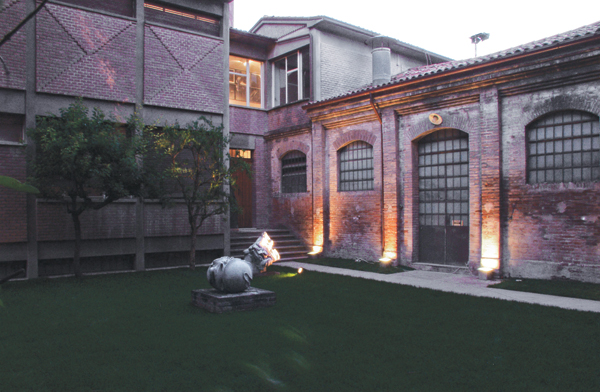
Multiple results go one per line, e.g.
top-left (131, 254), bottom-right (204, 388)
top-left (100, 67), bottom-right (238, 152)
top-left (230, 149), bottom-right (253, 228)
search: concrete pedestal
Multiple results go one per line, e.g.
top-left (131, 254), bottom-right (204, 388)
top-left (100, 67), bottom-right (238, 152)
top-left (191, 287), bottom-right (276, 313)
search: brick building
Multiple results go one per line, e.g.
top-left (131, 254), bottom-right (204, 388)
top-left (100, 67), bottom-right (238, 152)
top-left (1, 1), bottom-right (599, 282)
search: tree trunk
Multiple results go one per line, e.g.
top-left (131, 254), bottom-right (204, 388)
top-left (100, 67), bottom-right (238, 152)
top-left (71, 212), bottom-right (83, 278)
top-left (189, 225), bottom-right (198, 270)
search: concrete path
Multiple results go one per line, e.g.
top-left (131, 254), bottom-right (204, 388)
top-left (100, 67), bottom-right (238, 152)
top-left (278, 261), bottom-right (600, 313)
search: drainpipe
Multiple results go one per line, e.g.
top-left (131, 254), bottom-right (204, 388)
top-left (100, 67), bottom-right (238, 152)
top-left (370, 93), bottom-right (385, 258)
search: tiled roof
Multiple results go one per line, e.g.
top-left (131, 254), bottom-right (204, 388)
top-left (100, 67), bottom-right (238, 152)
top-left (310, 20), bottom-right (600, 105)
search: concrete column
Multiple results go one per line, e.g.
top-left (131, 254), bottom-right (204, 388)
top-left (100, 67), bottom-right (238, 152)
top-left (479, 87), bottom-right (502, 271)
top-left (134, 0), bottom-right (145, 271)
top-left (25, 0), bottom-right (38, 279)
top-left (222, 3), bottom-right (231, 256)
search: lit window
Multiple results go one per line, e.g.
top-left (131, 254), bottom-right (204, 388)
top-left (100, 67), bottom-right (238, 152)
top-left (273, 47), bottom-right (310, 106)
top-left (230, 149), bottom-right (252, 159)
top-left (0, 113), bottom-right (24, 143)
top-left (229, 56), bottom-right (262, 108)
top-left (338, 141), bottom-right (374, 191)
top-left (527, 110), bottom-right (600, 184)
top-left (281, 150), bottom-right (307, 193)
top-left (144, 2), bottom-right (220, 37)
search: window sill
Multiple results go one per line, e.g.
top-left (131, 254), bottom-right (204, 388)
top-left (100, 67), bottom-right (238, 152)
top-left (0, 141), bottom-right (26, 147)
top-left (229, 104), bottom-right (267, 112)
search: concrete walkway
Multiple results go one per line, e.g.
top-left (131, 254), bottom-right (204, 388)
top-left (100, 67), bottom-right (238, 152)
top-left (278, 261), bottom-right (600, 313)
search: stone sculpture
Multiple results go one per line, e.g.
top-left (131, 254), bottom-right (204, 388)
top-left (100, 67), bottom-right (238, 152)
top-left (207, 232), bottom-right (280, 293)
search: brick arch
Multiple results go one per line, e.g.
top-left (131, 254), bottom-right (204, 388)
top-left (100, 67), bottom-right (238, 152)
top-left (332, 130), bottom-right (377, 151)
top-left (407, 112), bottom-right (477, 142)
top-left (275, 140), bottom-right (310, 159)
top-left (524, 96), bottom-right (600, 128)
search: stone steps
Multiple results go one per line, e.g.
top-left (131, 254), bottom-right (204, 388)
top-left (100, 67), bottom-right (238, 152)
top-left (230, 229), bottom-right (309, 262)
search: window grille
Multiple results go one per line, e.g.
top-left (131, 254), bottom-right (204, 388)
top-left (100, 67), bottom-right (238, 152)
top-left (281, 150), bottom-right (307, 193)
top-left (58, 0), bottom-right (135, 17)
top-left (338, 141), bottom-right (374, 191)
top-left (418, 129), bottom-right (469, 227)
top-left (527, 110), bottom-right (600, 184)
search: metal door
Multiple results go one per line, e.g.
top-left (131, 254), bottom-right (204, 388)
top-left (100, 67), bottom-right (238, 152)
top-left (418, 129), bottom-right (469, 265)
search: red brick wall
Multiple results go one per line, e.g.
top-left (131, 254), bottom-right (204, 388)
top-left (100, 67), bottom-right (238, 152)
top-left (501, 86), bottom-right (600, 280)
top-left (0, 0), bottom-right (26, 90)
top-left (270, 133), bottom-right (313, 242)
top-left (143, 25), bottom-right (224, 113)
top-left (0, 145), bottom-right (27, 243)
top-left (36, 3), bottom-right (136, 102)
top-left (327, 126), bottom-right (382, 261)
top-left (268, 102), bottom-right (310, 131)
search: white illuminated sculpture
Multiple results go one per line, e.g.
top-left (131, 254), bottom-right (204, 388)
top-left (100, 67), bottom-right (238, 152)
top-left (207, 232), bottom-right (281, 293)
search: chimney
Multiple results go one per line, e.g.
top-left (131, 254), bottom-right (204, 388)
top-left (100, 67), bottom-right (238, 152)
top-left (370, 36), bottom-right (391, 85)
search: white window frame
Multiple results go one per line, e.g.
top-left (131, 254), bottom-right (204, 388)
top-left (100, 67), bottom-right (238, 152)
top-left (229, 56), bottom-right (263, 108)
top-left (272, 48), bottom-right (306, 107)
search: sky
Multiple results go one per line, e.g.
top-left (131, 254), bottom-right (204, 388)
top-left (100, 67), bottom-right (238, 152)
top-left (232, 0), bottom-right (600, 61)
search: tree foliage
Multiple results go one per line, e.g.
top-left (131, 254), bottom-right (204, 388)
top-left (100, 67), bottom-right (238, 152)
top-left (28, 100), bottom-right (146, 277)
top-left (148, 117), bottom-right (247, 269)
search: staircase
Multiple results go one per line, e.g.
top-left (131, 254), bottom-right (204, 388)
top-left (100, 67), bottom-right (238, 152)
top-left (230, 228), bottom-right (309, 262)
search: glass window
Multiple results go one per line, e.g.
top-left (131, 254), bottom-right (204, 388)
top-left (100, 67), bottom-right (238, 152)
top-left (0, 113), bottom-right (24, 143)
top-left (527, 110), bottom-right (600, 184)
top-left (229, 56), bottom-right (262, 108)
top-left (281, 150), bottom-right (307, 193)
top-left (338, 141), bottom-right (374, 191)
top-left (273, 47), bottom-right (310, 106)
top-left (144, 2), bottom-right (221, 37)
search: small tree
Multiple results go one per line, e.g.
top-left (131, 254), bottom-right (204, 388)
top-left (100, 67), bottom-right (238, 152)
top-left (149, 117), bottom-right (246, 269)
top-left (28, 100), bottom-right (146, 277)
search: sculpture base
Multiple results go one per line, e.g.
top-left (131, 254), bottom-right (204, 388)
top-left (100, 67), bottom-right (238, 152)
top-left (191, 287), bottom-right (276, 313)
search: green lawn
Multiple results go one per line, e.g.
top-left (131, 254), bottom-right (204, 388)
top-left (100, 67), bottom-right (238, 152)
top-left (490, 278), bottom-right (600, 301)
top-left (299, 256), bottom-right (413, 274)
top-left (1, 267), bottom-right (600, 391)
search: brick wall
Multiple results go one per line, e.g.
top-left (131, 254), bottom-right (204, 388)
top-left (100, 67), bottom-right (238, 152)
top-left (268, 102), bottom-right (310, 131)
top-left (320, 40), bottom-right (371, 101)
top-left (143, 25), bottom-right (224, 113)
top-left (0, 145), bottom-right (27, 243)
top-left (36, 4), bottom-right (136, 102)
top-left (230, 106), bottom-right (268, 135)
top-left (144, 202), bottom-right (224, 237)
top-left (270, 133), bottom-right (313, 242)
top-left (37, 200), bottom-right (137, 241)
top-left (501, 84), bottom-right (600, 281)
top-left (327, 126), bottom-right (382, 261)
top-left (0, 0), bottom-right (27, 90)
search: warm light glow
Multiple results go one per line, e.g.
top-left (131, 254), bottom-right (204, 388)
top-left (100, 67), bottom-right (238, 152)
top-left (298, 268), bottom-right (303, 274)
top-left (480, 257), bottom-right (499, 270)
top-left (258, 232), bottom-right (280, 262)
top-left (379, 257), bottom-right (392, 263)
top-left (307, 245), bottom-right (323, 256)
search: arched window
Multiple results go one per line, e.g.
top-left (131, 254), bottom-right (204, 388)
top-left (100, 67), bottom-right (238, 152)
top-left (281, 150), bottom-right (307, 193)
top-left (338, 141), bottom-right (374, 191)
top-left (527, 110), bottom-right (600, 184)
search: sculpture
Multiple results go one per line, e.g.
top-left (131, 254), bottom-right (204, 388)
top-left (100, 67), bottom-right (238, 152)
top-left (207, 232), bottom-right (281, 293)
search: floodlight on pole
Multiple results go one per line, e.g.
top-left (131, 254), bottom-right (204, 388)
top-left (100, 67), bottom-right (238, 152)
top-left (470, 32), bottom-right (490, 57)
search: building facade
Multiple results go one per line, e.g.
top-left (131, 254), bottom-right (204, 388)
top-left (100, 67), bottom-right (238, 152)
top-left (1, 1), bottom-right (599, 282)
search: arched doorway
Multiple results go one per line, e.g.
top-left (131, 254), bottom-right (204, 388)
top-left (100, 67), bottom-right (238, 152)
top-left (417, 129), bottom-right (469, 265)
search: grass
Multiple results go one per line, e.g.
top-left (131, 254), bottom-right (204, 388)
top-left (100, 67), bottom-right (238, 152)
top-left (299, 256), bottom-right (413, 274)
top-left (490, 278), bottom-right (600, 301)
top-left (1, 266), bottom-right (600, 391)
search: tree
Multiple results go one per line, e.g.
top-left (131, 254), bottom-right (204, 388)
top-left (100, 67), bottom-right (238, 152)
top-left (28, 100), bottom-right (146, 277)
top-left (148, 117), bottom-right (247, 269)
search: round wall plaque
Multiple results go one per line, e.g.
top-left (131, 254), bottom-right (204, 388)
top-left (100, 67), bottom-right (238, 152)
top-left (429, 113), bottom-right (443, 125)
